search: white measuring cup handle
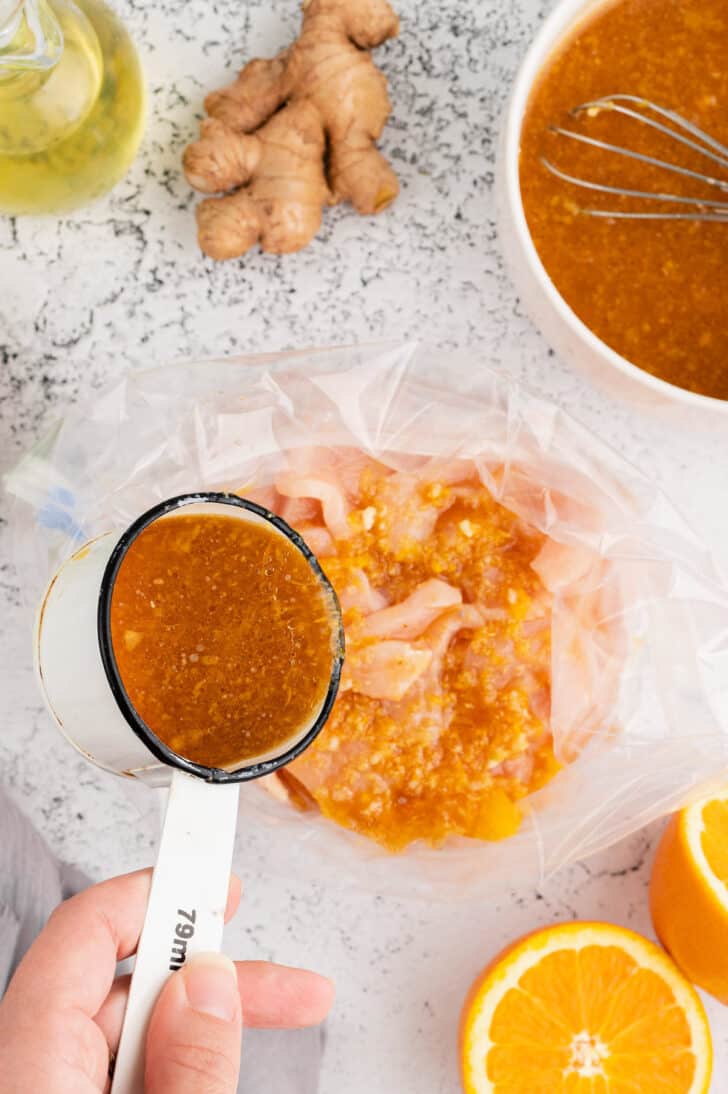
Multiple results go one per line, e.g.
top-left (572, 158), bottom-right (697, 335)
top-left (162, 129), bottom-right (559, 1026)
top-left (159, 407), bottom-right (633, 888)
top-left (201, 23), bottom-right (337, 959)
top-left (111, 769), bottom-right (240, 1094)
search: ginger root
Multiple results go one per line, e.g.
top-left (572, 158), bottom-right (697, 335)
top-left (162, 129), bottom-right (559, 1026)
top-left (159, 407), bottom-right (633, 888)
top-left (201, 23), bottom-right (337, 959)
top-left (183, 0), bottom-right (400, 260)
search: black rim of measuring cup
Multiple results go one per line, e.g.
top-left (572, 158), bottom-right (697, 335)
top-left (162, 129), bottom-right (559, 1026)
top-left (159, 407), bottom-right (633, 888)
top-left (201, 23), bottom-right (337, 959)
top-left (97, 492), bottom-right (345, 784)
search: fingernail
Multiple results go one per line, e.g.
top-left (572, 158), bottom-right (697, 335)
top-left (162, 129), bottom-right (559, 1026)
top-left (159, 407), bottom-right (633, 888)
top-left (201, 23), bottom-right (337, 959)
top-left (181, 953), bottom-right (239, 1022)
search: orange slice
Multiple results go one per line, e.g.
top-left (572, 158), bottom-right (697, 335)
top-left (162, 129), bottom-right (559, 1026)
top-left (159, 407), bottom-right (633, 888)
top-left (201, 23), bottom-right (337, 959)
top-left (460, 921), bottom-right (711, 1093)
top-left (651, 790), bottom-right (728, 1002)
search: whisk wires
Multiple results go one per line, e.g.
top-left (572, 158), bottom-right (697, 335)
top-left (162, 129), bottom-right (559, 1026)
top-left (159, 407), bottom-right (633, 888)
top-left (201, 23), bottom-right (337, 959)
top-left (542, 94), bottom-right (728, 221)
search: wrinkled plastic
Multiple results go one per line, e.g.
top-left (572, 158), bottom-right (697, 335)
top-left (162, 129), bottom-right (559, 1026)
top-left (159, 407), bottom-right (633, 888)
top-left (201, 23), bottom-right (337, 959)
top-left (7, 342), bottom-right (728, 896)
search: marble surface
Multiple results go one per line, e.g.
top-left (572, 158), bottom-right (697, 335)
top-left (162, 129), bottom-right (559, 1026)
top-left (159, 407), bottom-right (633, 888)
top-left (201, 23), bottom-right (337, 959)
top-left (2, 0), bottom-right (728, 1089)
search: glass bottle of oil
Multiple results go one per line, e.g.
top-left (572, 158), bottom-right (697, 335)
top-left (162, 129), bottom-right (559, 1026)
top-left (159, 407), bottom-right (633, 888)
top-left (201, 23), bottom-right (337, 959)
top-left (0, 0), bottom-right (144, 214)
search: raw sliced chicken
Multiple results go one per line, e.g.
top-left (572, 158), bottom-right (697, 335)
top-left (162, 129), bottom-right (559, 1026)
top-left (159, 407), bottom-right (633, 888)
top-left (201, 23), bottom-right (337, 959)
top-left (380, 605), bottom-right (484, 747)
top-left (420, 604), bottom-right (483, 680)
top-left (414, 457), bottom-right (478, 487)
top-left (532, 540), bottom-right (597, 591)
top-left (279, 495), bottom-right (321, 526)
top-left (356, 579), bottom-right (462, 640)
top-left (259, 769), bottom-right (317, 812)
top-left (258, 772), bottom-right (291, 804)
top-left (338, 568), bottom-right (388, 615)
top-left (342, 641), bottom-right (433, 702)
top-left (374, 473), bottom-right (457, 550)
top-left (330, 447), bottom-right (388, 496)
top-left (298, 525), bottom-right (336, 558)
top-left (276, 469), bottom-right (352, 540)
top-left (239, 484), bottom-right (281, 511)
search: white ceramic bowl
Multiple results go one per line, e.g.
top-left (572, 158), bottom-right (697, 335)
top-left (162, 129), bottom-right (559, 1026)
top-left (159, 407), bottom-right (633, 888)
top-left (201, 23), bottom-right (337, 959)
top-left (496, 0), bottom-right (728, 425)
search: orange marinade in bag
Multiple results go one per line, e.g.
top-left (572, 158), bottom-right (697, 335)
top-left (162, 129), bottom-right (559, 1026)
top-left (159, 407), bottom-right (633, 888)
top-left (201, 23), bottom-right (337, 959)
top-left (245, 448), bottom-right (558, 850)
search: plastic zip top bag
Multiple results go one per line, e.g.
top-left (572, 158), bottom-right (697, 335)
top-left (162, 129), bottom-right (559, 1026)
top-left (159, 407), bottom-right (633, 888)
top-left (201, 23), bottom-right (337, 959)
top-left (7, 342), bottom-right (728, 897)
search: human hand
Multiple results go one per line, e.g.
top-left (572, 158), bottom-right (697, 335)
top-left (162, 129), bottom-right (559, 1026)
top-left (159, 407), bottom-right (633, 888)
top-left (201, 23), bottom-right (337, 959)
top-left (0, 868), bottom-right (334, 1093)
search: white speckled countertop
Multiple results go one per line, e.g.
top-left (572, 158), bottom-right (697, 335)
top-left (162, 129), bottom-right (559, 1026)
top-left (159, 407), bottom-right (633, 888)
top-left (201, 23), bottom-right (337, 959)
top-left (2, 0), bottom-right (728, 1089)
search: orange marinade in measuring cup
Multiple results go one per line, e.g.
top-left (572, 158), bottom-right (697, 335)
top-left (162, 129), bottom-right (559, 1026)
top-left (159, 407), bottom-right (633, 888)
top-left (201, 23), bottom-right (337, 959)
top-left (109, 512), bottom-right (337, 769)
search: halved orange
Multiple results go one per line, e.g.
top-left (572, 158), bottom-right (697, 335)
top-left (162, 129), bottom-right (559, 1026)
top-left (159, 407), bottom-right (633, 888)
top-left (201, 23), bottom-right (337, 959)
top-left (460, 921), bottom-right (711, 1093)
top-left (651, 791), bottom-right (728, 1002)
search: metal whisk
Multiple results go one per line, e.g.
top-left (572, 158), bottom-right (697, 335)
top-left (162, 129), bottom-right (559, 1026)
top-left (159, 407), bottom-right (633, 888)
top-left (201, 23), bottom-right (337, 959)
top-left (542, 94), bottom-right (728, 221)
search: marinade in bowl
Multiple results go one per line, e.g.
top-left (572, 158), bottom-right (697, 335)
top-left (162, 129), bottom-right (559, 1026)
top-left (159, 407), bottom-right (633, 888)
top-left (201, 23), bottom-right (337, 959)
top-left (519, 0), bottom-right (728, 399)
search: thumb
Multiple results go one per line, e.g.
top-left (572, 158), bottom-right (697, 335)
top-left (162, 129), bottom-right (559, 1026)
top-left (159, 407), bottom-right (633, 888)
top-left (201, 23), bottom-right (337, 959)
top-left (145, 953), bottom-right (242, 1094)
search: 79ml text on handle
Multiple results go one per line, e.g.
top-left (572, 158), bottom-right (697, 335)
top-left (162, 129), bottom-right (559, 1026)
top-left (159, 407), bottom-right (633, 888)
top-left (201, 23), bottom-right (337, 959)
top-left (169, 908), bottom-right (197, 971)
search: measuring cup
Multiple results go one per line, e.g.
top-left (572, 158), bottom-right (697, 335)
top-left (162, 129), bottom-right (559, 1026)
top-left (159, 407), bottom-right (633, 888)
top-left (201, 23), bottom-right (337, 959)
top-left (35, 492), bottom-right (344, 1094)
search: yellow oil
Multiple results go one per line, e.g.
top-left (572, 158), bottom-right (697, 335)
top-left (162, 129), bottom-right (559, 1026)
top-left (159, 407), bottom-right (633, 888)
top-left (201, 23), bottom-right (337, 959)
top-left (0, 0), bottom-right (145, 214)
